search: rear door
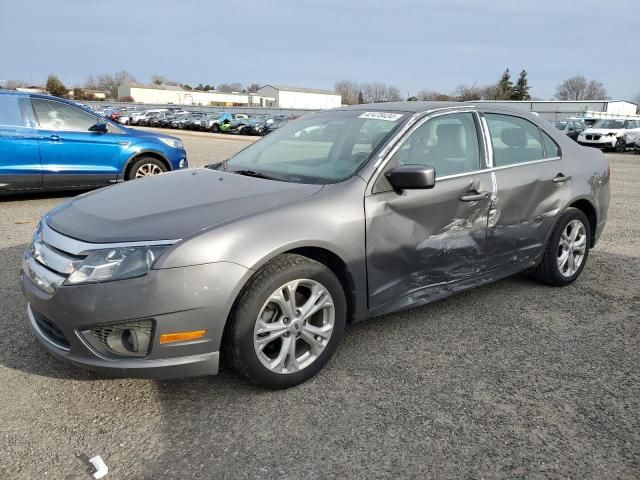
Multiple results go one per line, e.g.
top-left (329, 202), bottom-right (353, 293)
top-left (481, 112), bottom-right (571, 269)
top-left (0, 94), bottom-right (41, 190)
top-left (31, 98), bottom-right (120, 188)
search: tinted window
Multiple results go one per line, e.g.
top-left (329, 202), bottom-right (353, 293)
top-left (0, 95), bottom-right (28, 127)
top-left (390, 112), bottom-right (480, 177)
top-left (485, 114), bottom-right (544, 166)
top-left (542, 130), bottom-right (560, 158)
top-left (32, 99), bottom-right (98, 131)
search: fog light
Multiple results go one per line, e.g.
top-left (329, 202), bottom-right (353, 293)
top-left (83, 320), bottom-right (154, 357)
top-left (179, 158), bottom-right (187, 169)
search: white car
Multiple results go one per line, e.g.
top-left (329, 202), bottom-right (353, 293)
top-left (577, 119), bottom-right (640, 152)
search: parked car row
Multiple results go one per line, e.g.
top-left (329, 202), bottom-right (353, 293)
top-left (551, 117), bottom-right (640, 152)
top-left (110, 107), bottom-right (291, 136)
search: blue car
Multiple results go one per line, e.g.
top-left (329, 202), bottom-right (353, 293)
top-left (0, 91), bottom-right (188, 192)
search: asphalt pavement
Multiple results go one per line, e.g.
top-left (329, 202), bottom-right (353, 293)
top-left (0, 133), bottom-right (638, 479)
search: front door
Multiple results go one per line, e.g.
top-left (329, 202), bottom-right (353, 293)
top-left (31, 98), bottom-right (119, 188)
top-left (365, 111), bottom-right (492, 309)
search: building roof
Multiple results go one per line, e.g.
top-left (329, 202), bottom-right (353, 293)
top-left (261, 85), bottom-right (338, 95)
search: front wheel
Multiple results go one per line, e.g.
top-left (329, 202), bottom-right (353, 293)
top-left (126, 156), bottom-right (168, 180)
top-left (223, 254), bottom-right (346, 389)
top-left (614, 138), bottom-right (626, 153)
top-left (211, 123), bottom-right (220, 133)
top-left (531, 207), bottom-right (590, 286)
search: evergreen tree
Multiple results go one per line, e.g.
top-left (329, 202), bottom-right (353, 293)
top-left (46, 74), bottom-right (67, 97)
top-left (497, 68), bottom-right (513, 100)
top-left (512, 70), bottom-right (531, 100)
top-left (357, 91), bottom-right (364, 104)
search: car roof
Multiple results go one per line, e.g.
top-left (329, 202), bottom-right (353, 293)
top-left (337, 101), bottom-right (460, 113)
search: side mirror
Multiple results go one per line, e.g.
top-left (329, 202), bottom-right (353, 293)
top-left (90, 123), bottom-right (108, 133)
top-left (385, 164), bottom-right (436, 192)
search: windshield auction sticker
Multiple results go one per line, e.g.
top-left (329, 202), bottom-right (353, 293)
top-left (358, 112), bottom-right (404, 122)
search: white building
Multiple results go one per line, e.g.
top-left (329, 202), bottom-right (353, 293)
top-left (117, 83), bottom-right (270, 107)
top-left (257, 85), bottom-right (341, 109)
top-left (473, 100), bottom-right (639, 121)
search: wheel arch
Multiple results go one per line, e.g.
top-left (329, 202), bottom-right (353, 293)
top-left (123, 150), bottom-right (172, 179)
top-left (568, 197), bottom-right (597, 247)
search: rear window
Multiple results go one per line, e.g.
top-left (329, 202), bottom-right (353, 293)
top-left (485, 114), bottom-right (545, 166)
top-left (0, 95), bottom-right (28, 128)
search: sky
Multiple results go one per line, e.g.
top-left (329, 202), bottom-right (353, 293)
top-left (1, 0), bottom-right (638, 100)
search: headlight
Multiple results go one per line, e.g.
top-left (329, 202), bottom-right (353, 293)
top-left (158, 137), bottom-right (183, 149)
top-left (66, 245), bottom-right (169, 285)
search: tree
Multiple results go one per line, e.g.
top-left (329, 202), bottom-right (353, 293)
top-left (386, 86), bottom-right (403, 102)
top-left (415, 89), bottom-right (452, 101)
top-left (183, 84), bottom-right (193, 90)
top-left (46, 74), bottom-right (67, 97)
top-left (118, 95), bottom-right (134, 102)
top-left (247, 83), bottom-right (262, 94)
top-left (334, 80), bottom-right (360, 105)
top-left (4, 79), bottom-right (27, 90)
top-left (85, 71), bottom-right (136, 99)
top-left (357, 91), bottom-right (364, 104)
top-left (497, 68), bottom-right (514, 100)
top-left (554, 76), bottom-right (608, 100)
top-left (151, 75), bottom-right (168, 86)
top-left (455, 84), bottom-right (482, 101)
top-left (73, 87), bottom-right (88, 100)
top-left (511, 70), bottom-right (531, 100)
top-left (217, 82), bottom-right (244, 93)
top-left (203, 85), bottom-right (213, 91)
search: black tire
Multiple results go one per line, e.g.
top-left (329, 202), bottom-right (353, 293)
top-left (211, 123), bottom-right (220, 133)
top-left (126, 156), bottom-right (168, 180)
top-left (531, 207), bottom-right (591, 286)
top-left (223, 254), bottom-right (346, 389)
top-left (615, 138), bottom-right (625, 153)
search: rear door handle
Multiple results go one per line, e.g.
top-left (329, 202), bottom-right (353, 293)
top-left (460, 191), bottom-right (489, 202)
top-left (553, 174), bottom-right (571, 183)
top-left (49, 135), bottom-right (61, 142)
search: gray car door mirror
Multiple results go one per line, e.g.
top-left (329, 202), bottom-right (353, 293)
top-left (385, 164), bottom-right (436, 192)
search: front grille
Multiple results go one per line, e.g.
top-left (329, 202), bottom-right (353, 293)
top-left (586, 134), bottom-right (601, 141)
top-left (32, 308), bottom-right (70, 349)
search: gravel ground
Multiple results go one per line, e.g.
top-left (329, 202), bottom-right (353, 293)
top-left (0, 133), bottom-right (638, 479)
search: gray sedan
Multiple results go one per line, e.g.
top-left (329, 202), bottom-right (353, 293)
top-left (21, 102), bottom-right (610, 388)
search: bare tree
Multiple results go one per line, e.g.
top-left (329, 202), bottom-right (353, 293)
top-left (334, 80), bottom-right (360, 105)
top-left (4, 79), bottom-right (27, 90)
top-left (84, 71), bottom-right (136, 98)
top-left (554, 76), bottom-right (608, 100)
top-left (217, 82), bottom-right (244, 93)
top-left (454, 84), bottom-right (482, 101)
top-left (415, 89), bottom-right (452, 101)
top-left (386, 86), bottom-right (403, 102)
top-left (150, 75), bottom-right (168, 86)
top-left (247, 83), bottom-right (262, 94)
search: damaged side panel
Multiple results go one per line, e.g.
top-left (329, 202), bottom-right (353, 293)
top-left (365, 173), bottom-right (493, 309)
top-left (486, 161), bottom-right (570, 268)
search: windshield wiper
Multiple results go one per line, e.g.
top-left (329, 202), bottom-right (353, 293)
top-left (230, 169), bottom-right (285, 181)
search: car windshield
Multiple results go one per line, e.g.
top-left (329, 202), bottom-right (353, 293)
top-left (592, 120), bottom-right (624, 129)
top-left (219, 110), bottom-right (406, 184)
top-left (554, 121), bottom-right (568, 130)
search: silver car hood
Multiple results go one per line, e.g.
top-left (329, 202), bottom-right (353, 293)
top-left (47, 168), bottom-right (323, 243)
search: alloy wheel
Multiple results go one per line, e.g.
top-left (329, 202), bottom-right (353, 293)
top-left (253, 279), bottom-right (335, 374)
top-left (557, 219), bottom-right (587, 277)
top-left (135, 163), bottom-right (164, 178)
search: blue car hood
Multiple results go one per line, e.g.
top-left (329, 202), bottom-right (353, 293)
top-left (46, 168), bottom-right (323, 243)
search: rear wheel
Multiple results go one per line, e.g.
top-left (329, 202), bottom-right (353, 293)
top-left (126, 156), bottom-right (167, 180)
top-left (223, 254), bottom-right (346, 388)
top-left (211, 123), bottom-right (220, 133)
top-left (531, 207), bottom-right (590, 286)
top-left (615, 138), bottom-right (626, 153)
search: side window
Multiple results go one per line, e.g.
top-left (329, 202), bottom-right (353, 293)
top-left (32, 99), bottom-right (98, 131)
top-left (389, 112), bottom-right (480, 178)
top-left (0, 96), bottom-right (29, 128)
top-left (541, 130), bottom-right (560, 158)
top-left (485, 114), bottom-right (545, 166)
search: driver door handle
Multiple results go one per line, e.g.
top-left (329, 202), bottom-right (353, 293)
top-left (553, 174), bottom-right (571, 184)
top-left (460, 191), bottom-right (489, 202)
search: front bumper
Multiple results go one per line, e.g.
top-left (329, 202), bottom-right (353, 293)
top-left (21, 257), bottom-right (252, 379)
top-left (578, 138), bottom-right (616, 149)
